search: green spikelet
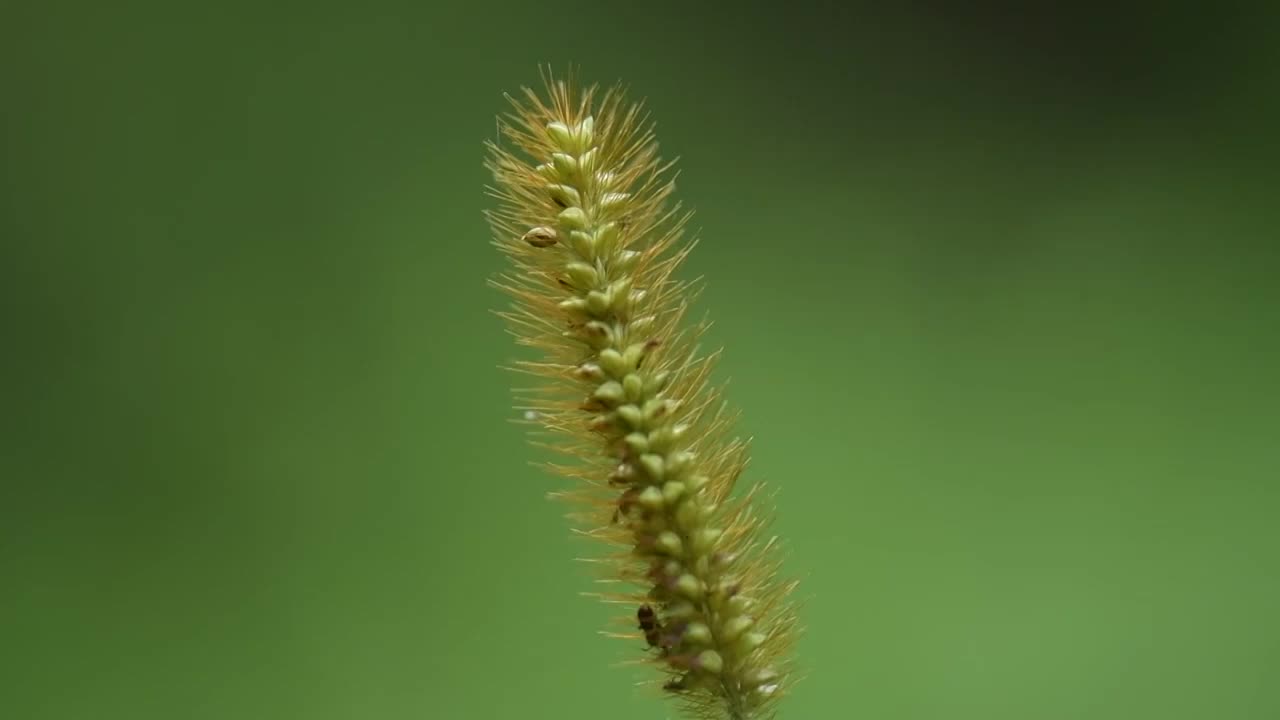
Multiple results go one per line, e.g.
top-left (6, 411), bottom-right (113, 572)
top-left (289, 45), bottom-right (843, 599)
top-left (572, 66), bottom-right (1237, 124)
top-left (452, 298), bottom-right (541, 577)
top-left (485, 69), bottom-right (799, 720)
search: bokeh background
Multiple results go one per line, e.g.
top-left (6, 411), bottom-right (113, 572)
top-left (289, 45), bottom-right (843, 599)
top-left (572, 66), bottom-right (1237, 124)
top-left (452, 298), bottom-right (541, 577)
top-left (3, 2), bottom-right (1278, 719)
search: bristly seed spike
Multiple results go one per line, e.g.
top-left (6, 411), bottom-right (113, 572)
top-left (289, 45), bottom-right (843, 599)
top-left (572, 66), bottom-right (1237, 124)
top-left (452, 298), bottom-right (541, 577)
top-left (487, 67), bottom-right (798, 720)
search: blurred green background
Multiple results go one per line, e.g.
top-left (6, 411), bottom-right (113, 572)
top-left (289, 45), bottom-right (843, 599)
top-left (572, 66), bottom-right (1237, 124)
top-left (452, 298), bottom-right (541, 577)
top-left (3, 2), bottom-right (1278, 719)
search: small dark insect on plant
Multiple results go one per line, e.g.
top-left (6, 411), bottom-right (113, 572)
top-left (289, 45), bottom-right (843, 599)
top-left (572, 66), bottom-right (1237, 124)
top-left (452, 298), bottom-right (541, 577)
top-left (638, 603), bottom-right (663, 649)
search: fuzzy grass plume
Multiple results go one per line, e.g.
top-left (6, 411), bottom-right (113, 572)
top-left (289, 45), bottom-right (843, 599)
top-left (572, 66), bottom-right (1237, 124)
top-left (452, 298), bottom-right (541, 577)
top-left (485, 70), bottom-right (799, 720)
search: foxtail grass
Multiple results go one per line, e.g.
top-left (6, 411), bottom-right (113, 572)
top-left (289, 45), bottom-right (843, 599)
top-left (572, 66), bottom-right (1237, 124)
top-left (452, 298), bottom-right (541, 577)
top-left (485, 69), bottom-right (799, 720)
